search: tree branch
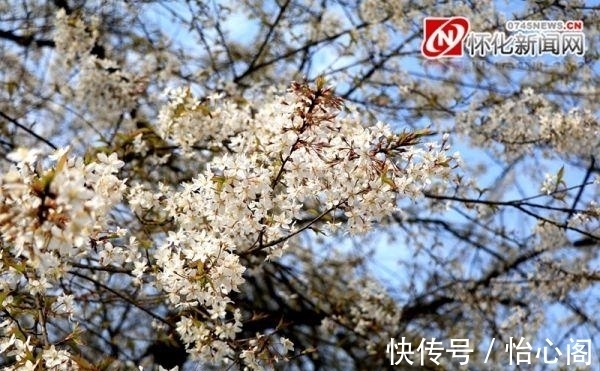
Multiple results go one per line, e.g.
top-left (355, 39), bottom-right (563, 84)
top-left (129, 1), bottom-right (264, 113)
top-left (0, 29), bottom-right (55, 48)
top-left (0, 111), bottom-right (58, 150)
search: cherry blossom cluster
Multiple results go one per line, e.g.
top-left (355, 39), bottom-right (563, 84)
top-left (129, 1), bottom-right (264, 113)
top-left (125, 79), bottom-right (457, 368)
top-left (457, 88), bottom-right (599, 161)
top-left (53, 9), bottom-right (100, 64)
top-left (52, 9), bottom-right (146, 135)
top-left (1, 149), bottom-right (125, 278)
top-left (0, 149), bottom-right (126, 370)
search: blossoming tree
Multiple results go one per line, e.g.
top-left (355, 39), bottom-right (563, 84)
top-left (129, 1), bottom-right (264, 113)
top-left (0, 1), bottom-right (599, 370)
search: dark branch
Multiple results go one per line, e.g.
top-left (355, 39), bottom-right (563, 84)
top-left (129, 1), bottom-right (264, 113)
top-left (0, 29), bottom-right (55, 48)
top-left (0, 111), bottom-right (58, 150)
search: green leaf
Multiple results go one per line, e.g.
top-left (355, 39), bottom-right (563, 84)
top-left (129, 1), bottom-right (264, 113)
top-left (315, 75), bottom-right (326, 90)
top-left (556, 165), bottom-right (565, 184)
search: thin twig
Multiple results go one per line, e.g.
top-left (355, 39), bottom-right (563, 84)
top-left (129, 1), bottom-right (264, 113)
top-left (0, 111), bottom-right (57, 150)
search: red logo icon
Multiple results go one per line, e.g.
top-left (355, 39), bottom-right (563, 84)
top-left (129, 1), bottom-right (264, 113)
top-left (422, 17), bottom-right (470, 58)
